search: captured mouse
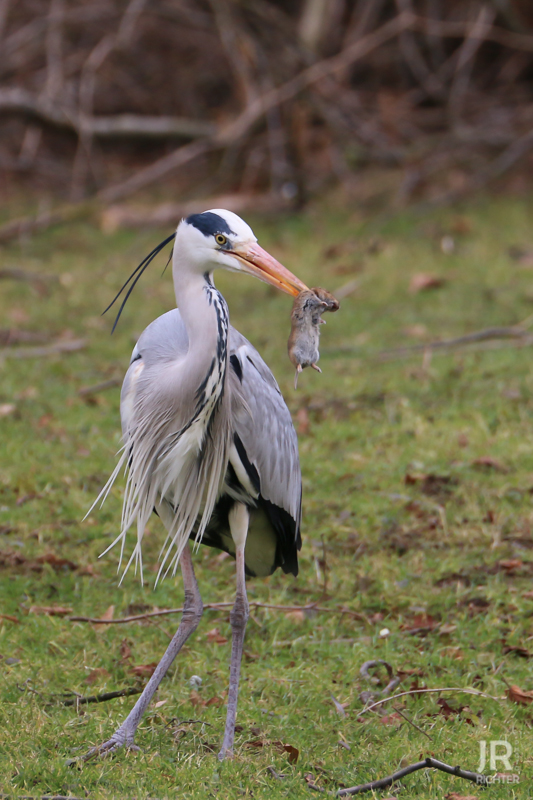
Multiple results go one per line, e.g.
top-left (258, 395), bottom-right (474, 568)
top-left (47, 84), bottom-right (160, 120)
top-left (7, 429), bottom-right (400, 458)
top-left (288, 287), bottom-right (339, 389)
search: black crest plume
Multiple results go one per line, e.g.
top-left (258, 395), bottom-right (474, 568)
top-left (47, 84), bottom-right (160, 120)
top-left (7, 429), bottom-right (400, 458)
top-left (103, 233), bottom-right (176, 332)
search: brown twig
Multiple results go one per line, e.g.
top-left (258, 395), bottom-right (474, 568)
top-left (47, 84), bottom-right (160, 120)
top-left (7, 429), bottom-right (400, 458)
top-left (69, 601), bottom-right (369, 625)
top-left (1, 339), bottom-right (86, 359)
top-left (0, 267), bottom-right (58, 283)
top-left (53, 687), bottom-right (142, 706)
top-left (391, 705), bottom-right (433, 740)
top-left (358, 686), bottom-right (501, 716)
top-left (378, 325), bottom-right (530, 359)
top-left (78, 377), bottom-right (121, 397)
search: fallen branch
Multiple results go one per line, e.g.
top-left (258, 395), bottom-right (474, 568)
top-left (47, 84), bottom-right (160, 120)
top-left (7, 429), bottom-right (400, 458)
top-left (0, 795), bottom-right (84, 800)
top-left (336, 756), bottom-right (490, 795)
top-left (378, 326), bottom-right (533, 360)
top-left (358, 686), bottom-right (501, 716)
top-left (54, 687), bottom-right (142, 706)
top-left (69, 601), bottom-right (369, 625)
top-left (78, 377), bottom-right (121, 397)
top-left (1, 338), bottom-right (86, 359)
top-left (323, 326), bottom-right (533, 360)
top-left (0, 267), bottom-right (58, 283)
top-left (0, 202), bottom-right (95, 244)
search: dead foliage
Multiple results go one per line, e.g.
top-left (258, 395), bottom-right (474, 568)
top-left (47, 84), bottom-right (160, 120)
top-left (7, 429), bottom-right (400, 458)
top-left (4, 3), bottom-right (533, 220)
top-left (404, 471), bottom-right (457, 501)
top-left (507, 684), bottom-right (533, 705)
top-left (246, 738), bottom-right (299, 764)
top-left (29, 605), bottom-right (73, 616)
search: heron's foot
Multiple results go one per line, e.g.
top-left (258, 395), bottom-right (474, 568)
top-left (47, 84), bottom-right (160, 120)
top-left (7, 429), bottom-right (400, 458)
top-left (217, 745), bottom-right (233, 762)
top-left (82, 730), bottom-right (140, 761)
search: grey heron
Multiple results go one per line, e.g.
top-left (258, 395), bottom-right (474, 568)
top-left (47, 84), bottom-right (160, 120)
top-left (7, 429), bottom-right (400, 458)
top-left (87, 209), bottom-right (309, 761)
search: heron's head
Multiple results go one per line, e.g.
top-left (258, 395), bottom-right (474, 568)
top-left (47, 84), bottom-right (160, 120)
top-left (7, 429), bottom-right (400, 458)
top-left (175, 209), bottom-right (308, 297)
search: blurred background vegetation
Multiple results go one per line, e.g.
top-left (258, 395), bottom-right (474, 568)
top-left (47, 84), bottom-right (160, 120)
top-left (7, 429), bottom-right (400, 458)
top-left (2, 0), bottom-right (533, 228)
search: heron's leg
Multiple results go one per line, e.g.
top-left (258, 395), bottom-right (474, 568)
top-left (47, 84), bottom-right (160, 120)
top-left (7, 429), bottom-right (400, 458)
top-left (83, 542), bottom-right (203, 759)
top-left (218, 503), bottom-right (250, 761)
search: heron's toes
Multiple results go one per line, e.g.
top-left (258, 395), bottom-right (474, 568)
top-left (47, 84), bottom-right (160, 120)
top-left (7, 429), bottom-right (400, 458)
top-left (217, 746), bottom-right (233, 762)
top-left (82, 734), bottom-right (139, 761)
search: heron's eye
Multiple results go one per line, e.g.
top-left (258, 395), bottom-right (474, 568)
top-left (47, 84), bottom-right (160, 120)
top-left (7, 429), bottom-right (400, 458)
top-left (215, 234), bottom-right (228, 247)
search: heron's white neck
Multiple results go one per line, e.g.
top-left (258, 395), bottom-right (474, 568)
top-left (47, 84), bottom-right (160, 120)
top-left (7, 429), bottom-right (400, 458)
top-left (172, 265), bottom-right (229, 405)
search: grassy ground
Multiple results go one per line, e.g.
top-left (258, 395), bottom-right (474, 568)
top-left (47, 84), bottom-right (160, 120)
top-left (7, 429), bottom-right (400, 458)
top-left (1, 194), bottom-right (533, 798)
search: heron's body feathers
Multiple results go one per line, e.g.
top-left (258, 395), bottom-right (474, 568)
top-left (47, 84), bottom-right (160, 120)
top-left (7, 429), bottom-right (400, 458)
top-left (101, 306), bottom-right (301, 581)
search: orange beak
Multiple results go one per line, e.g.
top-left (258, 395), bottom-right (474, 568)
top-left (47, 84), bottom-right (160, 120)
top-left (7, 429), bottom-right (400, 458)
top-left (232, 242), bottom-right (309, 297)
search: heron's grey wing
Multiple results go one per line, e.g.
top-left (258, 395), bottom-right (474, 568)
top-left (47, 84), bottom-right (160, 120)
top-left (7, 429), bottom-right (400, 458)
top-left (228, 327), bottom-right (302, 574)
top-left (112, 307), bottom-right (232, 580)
top-left (120, 308), bottom-right (189, 436)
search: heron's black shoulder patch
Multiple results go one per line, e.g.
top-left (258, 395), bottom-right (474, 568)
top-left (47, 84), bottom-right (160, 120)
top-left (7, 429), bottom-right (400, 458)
top-left (186, 212), bottom-right (235, 238)
top-left (230, 353), bottom-right (243, 382)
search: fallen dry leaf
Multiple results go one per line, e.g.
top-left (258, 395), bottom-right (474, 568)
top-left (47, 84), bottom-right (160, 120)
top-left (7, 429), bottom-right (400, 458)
top-left (154, 699), bottom-right (167, 708)
top-left (36, 552), bottom-right (78, 570)
top-left (0, 404), bottom-right (16, 417)
top-left (85, 667), bottom-right (110, 685)
top-left (445, 794), bottom-right (479, 800)
top-left (379, 712), bottom-right (403, 726)
top-left (99, 605), bottom-right (115, 622)
top-left (400, 613), bottom-right (439, 634)
top-left (471, 456), bottom-right (508, 473)
top-left (397, 667), bottom-right (424, 678)
top-left (502, 642), bottom-right (530, 658)
top-left (296, 407), bottom-right (310, 435)
top-left (189, 690), bottom-right (203, 707)
top-left (0, 614), bottom-right (19, 624)
top-left (507, 684), bottom-right (533, 705)
top-left (523, 590), bottom-right (533, 600)
top-left (119, 639), bottom-right (133, 662)
top-left (246, 738), bottom-right (265, 750)
top-left (204, 695), bottom-right (224, 707)
top-left (499, 559), bottom-right (523, 573)
top-left (437, 697), bottom-right (463, 719)
top-left (206, 627), bottom-right (228, 645)
top-left (29, 605), bottom-right (72, 616)
top-left (130, 662), bottom-right (158, 678)
top-left (273, 742), bottom-right (299, 764)
top-left (409, 273), bottom-right (446, 293)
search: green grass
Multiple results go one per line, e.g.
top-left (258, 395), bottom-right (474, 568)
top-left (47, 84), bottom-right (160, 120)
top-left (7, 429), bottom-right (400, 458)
top-left (1, 194), bottom-right (533, 798)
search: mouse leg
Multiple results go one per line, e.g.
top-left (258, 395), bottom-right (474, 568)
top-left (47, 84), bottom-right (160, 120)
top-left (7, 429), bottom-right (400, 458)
top-left (294, 364), bottom-right (302, 389)
top-left (311, 363), bottom-right (322, 373)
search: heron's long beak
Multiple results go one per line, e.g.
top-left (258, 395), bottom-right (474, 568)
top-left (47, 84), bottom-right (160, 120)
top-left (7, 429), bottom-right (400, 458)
top-left (233, 242), bottom-right (309, 297)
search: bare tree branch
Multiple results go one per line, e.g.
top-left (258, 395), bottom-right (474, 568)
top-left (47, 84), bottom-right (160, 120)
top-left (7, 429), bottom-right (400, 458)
top-left (0, 88), bottom-right (215, 139)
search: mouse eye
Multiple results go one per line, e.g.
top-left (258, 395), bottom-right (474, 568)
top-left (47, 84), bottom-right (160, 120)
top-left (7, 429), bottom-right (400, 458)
top-left (215, 234), bottom-right (228, 246)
